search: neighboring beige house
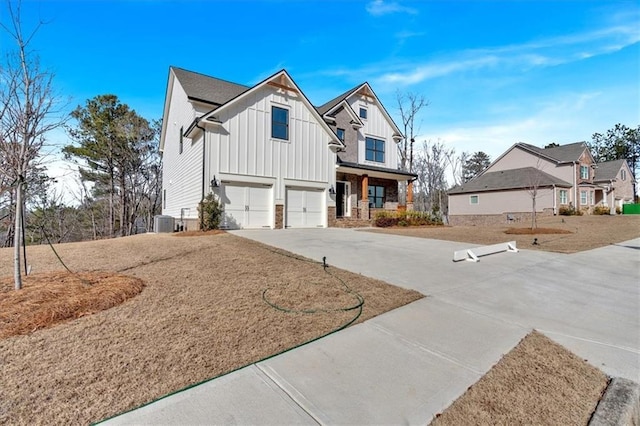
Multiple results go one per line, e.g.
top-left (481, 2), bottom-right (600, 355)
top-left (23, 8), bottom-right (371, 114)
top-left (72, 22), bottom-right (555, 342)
top-left (593, 159), bottom-right (635, 212)
top-left (448, 142), bottom-right (634, 225)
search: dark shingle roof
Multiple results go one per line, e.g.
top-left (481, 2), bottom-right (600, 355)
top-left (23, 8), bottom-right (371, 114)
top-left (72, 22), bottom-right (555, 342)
top-left (172, 67), bottom-right (250, 107)
top-left (449, 167), bottom-right (572, 194)
top-left (518, 142), bottom-right (588, 163)
top-left (316, 85), bottom-right (361, 115)
top-left (594, 159), bottom-right (627, 182)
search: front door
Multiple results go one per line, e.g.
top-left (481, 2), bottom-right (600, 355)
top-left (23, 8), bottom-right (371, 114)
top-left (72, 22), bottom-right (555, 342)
top-left (335, 181), bottom-right (350, 218)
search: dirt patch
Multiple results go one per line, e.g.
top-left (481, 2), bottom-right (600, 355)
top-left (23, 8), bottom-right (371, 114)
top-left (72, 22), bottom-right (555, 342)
top-left (370, 215), bottom-right (640, 253)
top-left (430, 331), bottom-right (609, 425)
top-left (0, 233), bottom-right (422, 424)
top-left (0, 272), bottom-right (144, 339)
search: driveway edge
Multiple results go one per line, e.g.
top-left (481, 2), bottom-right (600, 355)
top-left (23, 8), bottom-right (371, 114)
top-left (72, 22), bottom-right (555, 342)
top-left (589, 377), bottom-right (640, 426)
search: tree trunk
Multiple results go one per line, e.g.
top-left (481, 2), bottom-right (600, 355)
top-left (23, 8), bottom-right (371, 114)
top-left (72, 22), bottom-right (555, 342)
top-left (13, 179), bottom-right (23, 290)
top-left (531, 197), bottom-right (537, 230)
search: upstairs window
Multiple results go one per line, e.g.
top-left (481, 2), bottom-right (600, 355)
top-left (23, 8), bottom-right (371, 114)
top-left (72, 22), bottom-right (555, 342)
top-left (365, 137), bottom-right (385, 163)
top-left (580, 165), bottom-right (589, 180)
top-left (336, 128), bottom-right (345, 142)
top-left (359, 107), bottom-right (367, 119)
top-left (271, 106), bottom-right (289, 140)
top-left (368, 185), bottom-right (384, 208)
top-left (621, 169), bottom-right (626, 181)
top-left (179, 127), bottom-right (184, 154)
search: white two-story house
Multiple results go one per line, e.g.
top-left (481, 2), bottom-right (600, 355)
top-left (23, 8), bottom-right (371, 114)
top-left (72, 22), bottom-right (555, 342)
top-left (160, 67), bottom-right (415, 230)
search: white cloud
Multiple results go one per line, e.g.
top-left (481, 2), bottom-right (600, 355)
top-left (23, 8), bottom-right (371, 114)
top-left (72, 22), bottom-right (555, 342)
top-left (372, 20), bottom-right (640, 87)
top-left (366, 0), bottom-right (417, 16)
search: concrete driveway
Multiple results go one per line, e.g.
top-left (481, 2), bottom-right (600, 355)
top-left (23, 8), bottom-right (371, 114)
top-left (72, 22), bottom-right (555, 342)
top-left (104, 228), bottom-right (639, 425)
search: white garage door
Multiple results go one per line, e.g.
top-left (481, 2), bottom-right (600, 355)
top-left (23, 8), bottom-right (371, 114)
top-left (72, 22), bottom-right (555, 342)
top-left (222, 183), bottom-right (272, 229)
top-left (286, 187), bottom-right (324, 228)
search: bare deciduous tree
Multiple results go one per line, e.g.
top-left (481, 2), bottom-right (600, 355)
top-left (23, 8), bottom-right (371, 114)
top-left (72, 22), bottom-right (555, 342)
top-left (525, 159), bottom-right (547, 230)
top-left (0, 0), bottom-right (66, 289)
top-left (413, 140), bottom-right (455, 215)
top-left (396, 91), bottom-right (429, 173)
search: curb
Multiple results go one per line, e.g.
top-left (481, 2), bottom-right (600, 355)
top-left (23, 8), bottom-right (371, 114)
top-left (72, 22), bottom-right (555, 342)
top-left (589, 377), bottom-right (640, 426)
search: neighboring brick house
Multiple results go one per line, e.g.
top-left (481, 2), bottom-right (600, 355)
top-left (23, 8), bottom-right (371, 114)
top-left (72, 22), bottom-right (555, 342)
top-left (448, 142), bottom-right (634, 225)
top-left (160, 67), bottom-right (415, 230)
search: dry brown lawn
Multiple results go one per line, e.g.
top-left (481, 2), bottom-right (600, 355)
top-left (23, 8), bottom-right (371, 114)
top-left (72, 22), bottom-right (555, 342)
top-left (0, 232), bottom-right (422, 424)
top-left (371, 215), bottom-right (640, 253)
top-left (430, 331), bottom-right (609, 426)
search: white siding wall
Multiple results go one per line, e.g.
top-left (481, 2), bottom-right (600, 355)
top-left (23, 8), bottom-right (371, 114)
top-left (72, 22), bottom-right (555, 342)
top-left (206, 86), bottom-right (332, 203)
top-left (449, 188), bottom-right (555, 215)
top-left (162, 76), bottom-right (203, 220)
top-left (348, 96), bottom-right (399, 169)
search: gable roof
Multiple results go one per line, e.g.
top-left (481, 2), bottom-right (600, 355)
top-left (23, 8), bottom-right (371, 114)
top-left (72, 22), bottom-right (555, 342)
top-left (191, 69), bottom-right (343, 149)
top-left (449, 167), bottom-right (572, 194)
top-left (594, 159), bottom-right (629, 182)
top-left (172, 67), bottom-right (250, 107)
top-left (316, 82), bottom-right (403, 140)
top-left (518, 142), bottom-right (590, 163)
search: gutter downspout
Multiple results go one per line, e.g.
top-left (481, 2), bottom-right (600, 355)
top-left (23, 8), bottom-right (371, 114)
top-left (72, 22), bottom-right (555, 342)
top-left (552, 184), bottom-right (556, 215)
top-left (196, 117), bottom-right (207, 202)
top-left (573, 162), bottom-right (577, 208)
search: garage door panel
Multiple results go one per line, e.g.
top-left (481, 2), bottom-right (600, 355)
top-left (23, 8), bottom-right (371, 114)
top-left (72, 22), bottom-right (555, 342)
top-left (222, 183), bottom-right (272, 229)
top-left (286, 187), bottom-right (324, 228)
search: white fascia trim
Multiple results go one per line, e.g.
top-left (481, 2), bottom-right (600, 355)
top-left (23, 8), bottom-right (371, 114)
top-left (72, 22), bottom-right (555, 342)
top-left (283, 179), bottom-right (328, 189)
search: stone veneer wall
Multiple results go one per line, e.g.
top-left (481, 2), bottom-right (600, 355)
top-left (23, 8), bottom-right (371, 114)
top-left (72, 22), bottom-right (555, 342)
top-left (449, 209), bottom-right (555, 226)
top-left (275, 204), bottom-right (284, 229)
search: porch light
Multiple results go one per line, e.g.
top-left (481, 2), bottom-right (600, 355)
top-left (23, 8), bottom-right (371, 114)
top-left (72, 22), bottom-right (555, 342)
top-left (210, 176), bottom-right (219, 188)
top-left (329, 185), bottom-right (336, 195)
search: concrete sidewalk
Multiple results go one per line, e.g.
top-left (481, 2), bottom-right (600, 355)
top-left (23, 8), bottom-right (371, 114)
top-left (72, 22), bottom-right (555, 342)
top-left (103, 229), bottom-right (640, 425)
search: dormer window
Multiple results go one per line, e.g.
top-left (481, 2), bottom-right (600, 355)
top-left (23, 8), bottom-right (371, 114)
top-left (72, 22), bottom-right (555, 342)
top-left (359, 107), bottom-right (367, 120)
top-left (336, 128), bottom-right (345, 142)
top-left (580, 165), bottom-right (589, 180)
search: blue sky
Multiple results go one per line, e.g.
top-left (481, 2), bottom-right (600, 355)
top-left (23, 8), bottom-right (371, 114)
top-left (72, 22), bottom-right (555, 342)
top-left (3, 0), bottom-right (639, 191)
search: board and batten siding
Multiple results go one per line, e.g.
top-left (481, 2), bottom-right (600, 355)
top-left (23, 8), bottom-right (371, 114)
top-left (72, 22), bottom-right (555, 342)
top-left (205, 86), bottom-right (333, 203)
top-left (348, 96), bottom-right (399, 170)
top-left (162, 76), bottom-right (203, 220)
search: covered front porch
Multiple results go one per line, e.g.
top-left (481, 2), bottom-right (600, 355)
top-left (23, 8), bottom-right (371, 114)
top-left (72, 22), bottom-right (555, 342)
top-left (330, 161), bottom-right (417, 226)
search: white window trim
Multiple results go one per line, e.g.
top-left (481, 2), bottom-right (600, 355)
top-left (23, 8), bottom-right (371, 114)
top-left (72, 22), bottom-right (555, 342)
top-left (469, 195), bottom-right (479, 205)
top-left (621, 169), bottom-right (626, 181)
top-left (580, 190), bottom-right (588, 205)
top-left (363, 134), bottom-right (386, 166)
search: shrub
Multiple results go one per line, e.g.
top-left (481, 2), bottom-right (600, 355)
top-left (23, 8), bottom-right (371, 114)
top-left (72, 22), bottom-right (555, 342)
top-left (559, 205), bottom-right (582, 216)
top-left (593, 205), bottom-right (610, 215)
top-left (374, 210), bottom-right (443, 227)
top-left (198, 192), bottom-right (224, 230)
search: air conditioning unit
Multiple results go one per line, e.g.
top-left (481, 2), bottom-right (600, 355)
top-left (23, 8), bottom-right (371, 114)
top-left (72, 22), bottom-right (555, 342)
top-left (154, 215), bottom-right (175, 233)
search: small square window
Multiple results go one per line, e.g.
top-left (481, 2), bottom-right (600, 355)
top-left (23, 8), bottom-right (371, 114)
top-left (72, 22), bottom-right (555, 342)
top-left (359, 107), bottom-right (367, 119)
top-left (336, 128), bottom-right (345, 142)
top-left (470, 195), bottom-right (479, 205)
top-left (272, 106), bottom-right (289, 140)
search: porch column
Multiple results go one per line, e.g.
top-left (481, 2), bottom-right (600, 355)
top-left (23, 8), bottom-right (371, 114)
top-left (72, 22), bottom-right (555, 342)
top-left (360, 174), bottom-right (370, 219)
top-left (407, 180), bottom-right (414, 211)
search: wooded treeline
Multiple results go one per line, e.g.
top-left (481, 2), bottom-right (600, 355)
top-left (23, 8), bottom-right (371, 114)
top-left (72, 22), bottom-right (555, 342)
top-left (0, 94), bottom-right (162, 247)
